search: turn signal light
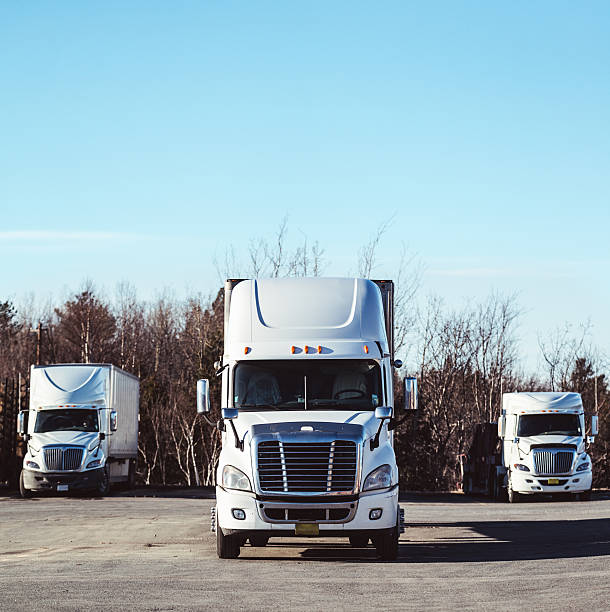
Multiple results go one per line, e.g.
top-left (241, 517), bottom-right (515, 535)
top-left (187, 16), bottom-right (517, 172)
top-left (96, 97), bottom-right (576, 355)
top-left (364, 345), bottom-right (369, 354)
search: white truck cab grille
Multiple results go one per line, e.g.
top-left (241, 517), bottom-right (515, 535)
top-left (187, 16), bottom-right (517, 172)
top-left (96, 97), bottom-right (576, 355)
top-left (257, 440), bottom-right (357, 493)
top-left (532, 449), bottom-right (574, 475)
top-left (43, 447), bottom-right (84, 471)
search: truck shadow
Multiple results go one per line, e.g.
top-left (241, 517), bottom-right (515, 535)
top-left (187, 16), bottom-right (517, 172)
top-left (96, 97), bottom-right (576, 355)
top-left (399, 518), bottom-right (610, 563)
top-left (282, 518), bottom-right (610, 563)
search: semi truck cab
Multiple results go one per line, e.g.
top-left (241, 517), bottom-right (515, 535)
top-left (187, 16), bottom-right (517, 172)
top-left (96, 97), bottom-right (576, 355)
top-left (499, 392), bottom-right (597, 502)
top-left (197, 278), bottom-right (417, 559)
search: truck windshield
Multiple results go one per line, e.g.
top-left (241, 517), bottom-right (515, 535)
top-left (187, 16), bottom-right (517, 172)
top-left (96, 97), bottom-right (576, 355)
top-left (517, 413), bottom-right (581, 437)
top-left (234, 359), bottom-right (382, 410)
top-left (34, 409), bottom-right (99, 433)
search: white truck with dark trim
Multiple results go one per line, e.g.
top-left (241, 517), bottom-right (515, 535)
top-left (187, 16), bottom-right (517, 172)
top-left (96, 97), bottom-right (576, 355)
top-left (197, 278), bottom-right (417, 559)
top-left (498, 392), bottom-right (597, 502)
top-left (18, 363), bottom-right (139, 497)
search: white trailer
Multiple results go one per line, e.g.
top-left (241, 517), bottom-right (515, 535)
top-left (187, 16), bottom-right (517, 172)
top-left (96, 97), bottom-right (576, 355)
top-left (18, 363), bottom-right (139, 497)
top-left (498, 392), bottom-right (597, 502)
top-left (197, 278), bottom-right (417, 559)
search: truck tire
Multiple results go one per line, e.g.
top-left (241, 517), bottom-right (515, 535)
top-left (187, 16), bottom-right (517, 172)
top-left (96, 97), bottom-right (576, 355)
top-left (507, 476), bottom-right (521, 503)
top-left (128, 459), bottom-right (136, 490)
top-left (19, 471), bottom-right (32, 499)
top-left (217, 527), bottom-right (241, 559)
top-left (248, 535), bottom-right (269, 547)
top-left (373, 508), bottom-right (399, 560)
top-left (97, 467), bottom-right (110, 496)
top-left (579, 489), bottom-right (592, 501)
top-left (349, 535), bottom-right (369, 548)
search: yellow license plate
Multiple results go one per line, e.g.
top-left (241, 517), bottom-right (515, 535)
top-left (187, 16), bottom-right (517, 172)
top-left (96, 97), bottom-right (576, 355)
top-left (548, 478), bottom-right (559, 485)
top-left (295, 523), bottom-right (319, 536)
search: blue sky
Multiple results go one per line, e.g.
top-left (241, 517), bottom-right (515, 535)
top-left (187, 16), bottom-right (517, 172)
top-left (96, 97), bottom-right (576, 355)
top-left (1, 1), bottom-right (609, 372)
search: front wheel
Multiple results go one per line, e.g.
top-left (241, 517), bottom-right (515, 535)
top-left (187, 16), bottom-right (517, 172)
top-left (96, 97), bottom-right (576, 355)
top-left (217, 527), bottom-right (241, 558)
top-left (373, 508), bottom-right (399, 560)
top-left (97, 467), bottom-right (110, 496)
top-left (507, 476), bottom-right (521, 503)
top-left (579, 489), bottom-right (592, 501)
top-left (19, 471), bottom-right (32, 499)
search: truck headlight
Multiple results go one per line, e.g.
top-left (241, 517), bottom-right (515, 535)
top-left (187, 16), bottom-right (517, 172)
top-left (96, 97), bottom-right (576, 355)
top-left (26, 461), bottom-right (40, 469)
top-left (222, 465), bottom-right (252, 492)
top-left (513, 464), bottom-right (530, 472)
top-left (87, 459), bottom-right (102, 469)
top-left (576, 462), bottom-right (590, 472)
top-left (363, 464), bottom-right (392, 491)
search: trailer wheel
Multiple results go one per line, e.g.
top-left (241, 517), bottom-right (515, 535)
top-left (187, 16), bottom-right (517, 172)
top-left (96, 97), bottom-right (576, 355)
top-left (127, 459), bottom-right (136, 490)
top-left (217, 527), bottom-right (241, 558)
top-left (19, 471), bottom-right (32, 499)
top-left (349, 535), bottom-right (369, 547)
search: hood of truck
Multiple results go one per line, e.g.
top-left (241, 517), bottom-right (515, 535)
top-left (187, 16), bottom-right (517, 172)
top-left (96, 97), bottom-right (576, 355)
top-left (29, 431), bottom-right (100, 450)
top-left (232, 410), bottom-right (381, 441)
top-left (516, 435), bottom-right (582, 454)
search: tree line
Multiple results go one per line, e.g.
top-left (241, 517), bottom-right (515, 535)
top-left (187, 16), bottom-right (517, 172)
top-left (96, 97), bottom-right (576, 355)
top-left (0, 223), bottom-right (607, 490)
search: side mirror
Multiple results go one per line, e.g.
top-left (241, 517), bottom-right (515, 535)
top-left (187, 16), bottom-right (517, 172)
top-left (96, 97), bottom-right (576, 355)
top-left (197, 379), bottom-right (211, 414)
top-left (498, 416), bottom-right (506, 438)
top-left (591, 415), bottom-right (598, 436)
top-left (375, 406), bottom-right (392, 420)
top-left (99, 432), bottom-right (106, 440)
top-left (17, 411), bottom-right (26, 436)
top-left (404, 377), bottom-right (418, 411)
top-left (110, 411), bottom-right (118, 432)
top-left (222, 408), bottom-right (238, 420)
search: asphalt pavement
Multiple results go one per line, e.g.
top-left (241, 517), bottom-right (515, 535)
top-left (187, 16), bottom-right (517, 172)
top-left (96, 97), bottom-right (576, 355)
top-left (1, 488), bottom-right (609, 611)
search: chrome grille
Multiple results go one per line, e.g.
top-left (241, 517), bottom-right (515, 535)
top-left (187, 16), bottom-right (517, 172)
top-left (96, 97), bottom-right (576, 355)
top-left (43, 447), bottom-right (84, 471)
top-left (258, 440), bottom-right (357, 493)
top-left (533, 449), bottom-right (574, 475)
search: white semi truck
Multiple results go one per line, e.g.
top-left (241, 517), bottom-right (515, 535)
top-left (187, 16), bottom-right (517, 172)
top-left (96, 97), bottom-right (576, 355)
top-left (197, 278), bottom-right (417, 559)
top-left (499, 392), bottom-right (597, 502)
top-left (18, 363), bottom-right (139, 497)
top-left (463, 391), bottom-right (598, 502)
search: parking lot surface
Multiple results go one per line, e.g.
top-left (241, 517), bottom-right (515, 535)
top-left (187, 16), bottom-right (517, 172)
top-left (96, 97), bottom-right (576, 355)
top-left (1, 489), bottom-right (609, 611)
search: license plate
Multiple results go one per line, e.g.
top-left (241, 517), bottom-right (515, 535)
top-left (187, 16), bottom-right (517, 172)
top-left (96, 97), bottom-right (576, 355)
top-left (548, 478), bottom-right (559, 485)
top-left (295, 523), bottom-right (319, 536)
top-left (57, 484), bottom-right (69, 492)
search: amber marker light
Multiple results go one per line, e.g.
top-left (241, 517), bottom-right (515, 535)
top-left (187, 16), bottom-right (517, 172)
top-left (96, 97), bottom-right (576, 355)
top-left (317, 345), bottom-right (322, 354)
top-left (364, 345), bottom-right (369, 354)
top-left (244, 347), bottom-right (250, 355)
top-left (291, 346), bottom-right (296, 354)
top-left (304, 346), bottom-right (309, 354)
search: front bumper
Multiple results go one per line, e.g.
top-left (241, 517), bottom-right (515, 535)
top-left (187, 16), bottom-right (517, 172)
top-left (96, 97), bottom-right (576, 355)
top-left (511, 469), bottom-right (592, 494)
top-left (22, 467), bottom-right (105, 492)
top-left (216, 485), bottom-right (399, 536)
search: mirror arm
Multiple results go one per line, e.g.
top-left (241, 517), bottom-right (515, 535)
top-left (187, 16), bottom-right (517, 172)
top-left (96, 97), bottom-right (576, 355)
top-left (199, 413), bottom-right (217, 428)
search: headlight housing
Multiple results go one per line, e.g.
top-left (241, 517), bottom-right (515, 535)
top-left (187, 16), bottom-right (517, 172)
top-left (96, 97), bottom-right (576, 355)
top-left (576, 462), bottom-right (590, 472)
top-left (26, 461), bottom-right (40, 469)
top-left (222, 465), bottom-right (252, 492)
top-left (363, 464), bottom-right (392, 491)
top-left (87, 459), bottom-right (102, 469)
top-left (513, 463), bottom-right (530, 472)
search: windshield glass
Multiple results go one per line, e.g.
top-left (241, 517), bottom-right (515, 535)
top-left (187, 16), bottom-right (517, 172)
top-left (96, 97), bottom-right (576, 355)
top-left (34, 409), bottom-right (99, 433)
top-left (517, 413), bottom-right (581, 437)
top-left (234, 359), bottom-right (382, 410)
